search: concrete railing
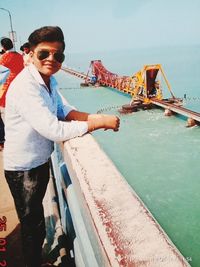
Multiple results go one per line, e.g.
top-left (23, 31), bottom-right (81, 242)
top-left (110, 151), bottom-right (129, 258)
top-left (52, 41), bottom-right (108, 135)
top-left (51, 133), bottom-right (190, 267)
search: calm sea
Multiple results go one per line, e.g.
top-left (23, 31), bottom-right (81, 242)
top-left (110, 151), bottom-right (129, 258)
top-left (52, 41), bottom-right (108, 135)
top-left (57, 45), bottom-right (200, 266)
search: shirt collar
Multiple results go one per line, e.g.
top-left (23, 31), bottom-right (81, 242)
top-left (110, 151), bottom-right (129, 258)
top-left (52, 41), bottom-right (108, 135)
top-left (27, 63), bottom-right (58, 89)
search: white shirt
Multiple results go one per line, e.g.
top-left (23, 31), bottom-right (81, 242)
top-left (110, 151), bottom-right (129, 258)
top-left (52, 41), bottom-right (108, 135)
top-left (22, 53), bottom-right (31, 66)
top-left (4, 64), bottom-right (88, 170)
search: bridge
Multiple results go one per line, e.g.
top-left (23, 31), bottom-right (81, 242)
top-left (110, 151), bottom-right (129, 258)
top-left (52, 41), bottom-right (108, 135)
top-left (61, 61), bottom-right (200, 127)
top-left (62, 66), bottom-right (89, 81)
top-left (151, 99), bottom-right (200, 126)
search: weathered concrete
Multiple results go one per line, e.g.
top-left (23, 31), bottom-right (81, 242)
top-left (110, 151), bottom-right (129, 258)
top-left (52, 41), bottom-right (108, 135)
top-left (62, 133), bottom-right (190, 267)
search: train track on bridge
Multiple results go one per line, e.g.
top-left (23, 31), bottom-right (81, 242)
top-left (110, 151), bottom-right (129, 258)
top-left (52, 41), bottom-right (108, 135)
top-left (152, 99), bottom-right (200, 125)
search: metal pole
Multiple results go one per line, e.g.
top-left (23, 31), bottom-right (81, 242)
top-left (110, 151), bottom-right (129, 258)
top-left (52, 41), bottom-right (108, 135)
top-left (0, 7), bottom-right (16, 50)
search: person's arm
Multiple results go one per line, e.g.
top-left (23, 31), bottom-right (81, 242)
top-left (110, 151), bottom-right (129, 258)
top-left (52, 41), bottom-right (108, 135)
top-left (66, 110), bottom-right (120, 132)
top-left (65, 110), bottom-right (89, 121)
top-left (16, 85), bottom-right (88, 142)
top-left (57, 90), bottom-right (120, 133)
top-left (0, 63), bottom-right (10, 99)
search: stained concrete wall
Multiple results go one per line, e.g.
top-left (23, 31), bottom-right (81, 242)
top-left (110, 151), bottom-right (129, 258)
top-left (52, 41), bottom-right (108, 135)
top-left (58, 133), bottom-right (190, 267)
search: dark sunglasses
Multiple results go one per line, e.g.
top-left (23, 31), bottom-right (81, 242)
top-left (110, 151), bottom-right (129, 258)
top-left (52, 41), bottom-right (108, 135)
top-left (36, 50), bottom-right (65, 63)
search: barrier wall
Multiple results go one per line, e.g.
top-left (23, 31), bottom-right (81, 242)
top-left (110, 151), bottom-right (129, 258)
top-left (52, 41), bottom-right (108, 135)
top-left (51, 133), bottom-right (190, 267)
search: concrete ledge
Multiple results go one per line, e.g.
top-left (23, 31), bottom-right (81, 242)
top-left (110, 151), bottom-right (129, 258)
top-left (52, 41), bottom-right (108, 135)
top-left (62, 133), bottom-right (190, 267)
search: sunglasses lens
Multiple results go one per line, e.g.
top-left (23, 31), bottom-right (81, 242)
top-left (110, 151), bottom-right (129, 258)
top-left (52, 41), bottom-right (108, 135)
top-left (37, 50), bottom-right (49, 60)
top-left (37, 50), bottom-right (65, 63)
top-left (54, 52), bottom-right (65, 63)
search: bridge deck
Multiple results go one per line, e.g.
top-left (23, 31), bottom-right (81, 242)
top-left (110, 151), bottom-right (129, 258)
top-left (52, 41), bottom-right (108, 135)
top-left (152, 99), bottom-right (200, 122)
top-left (61, 66), bottom-right (200, 124)
top-left (62, 66), bottom-right (88, 80)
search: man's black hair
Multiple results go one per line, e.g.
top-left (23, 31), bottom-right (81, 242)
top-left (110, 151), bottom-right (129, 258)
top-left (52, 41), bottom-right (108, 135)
top-left (0, 38), bottom-right (13, 51)
top-left (23, 42), bottom-right (30, 49)
top-left (28, 26), bottom-right (65, 51)
top-left (20, 42), bottom-right (30, 51)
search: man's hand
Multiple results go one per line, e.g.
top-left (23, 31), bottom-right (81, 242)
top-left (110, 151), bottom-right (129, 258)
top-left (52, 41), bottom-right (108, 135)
top-left (102, 114), bottom-right (120, 131)
top-left (65, 111), bottom-right (120, 132)
top-left (88, 114), bottom-right (120, 132)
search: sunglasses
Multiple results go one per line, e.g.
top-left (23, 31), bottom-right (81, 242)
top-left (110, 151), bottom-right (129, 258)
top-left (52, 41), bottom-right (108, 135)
top-left (36, 50), bottom-right (65, 63)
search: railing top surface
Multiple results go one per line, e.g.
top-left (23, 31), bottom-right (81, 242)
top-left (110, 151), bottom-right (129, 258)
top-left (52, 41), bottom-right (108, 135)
top-left (62, 134), bottom-right (190, 267)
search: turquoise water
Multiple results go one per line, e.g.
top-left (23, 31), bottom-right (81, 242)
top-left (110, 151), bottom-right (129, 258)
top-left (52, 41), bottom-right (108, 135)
top-left (57, 45), bottom-right (200, 266)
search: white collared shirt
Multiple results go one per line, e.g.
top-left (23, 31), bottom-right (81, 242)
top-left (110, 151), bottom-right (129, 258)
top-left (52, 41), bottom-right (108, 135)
top-left (4, 64), bottom-right (88, 170)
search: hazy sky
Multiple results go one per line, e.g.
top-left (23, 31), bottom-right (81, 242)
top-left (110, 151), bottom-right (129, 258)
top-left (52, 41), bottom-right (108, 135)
top-left (0, 0), bottom-right (200, 53)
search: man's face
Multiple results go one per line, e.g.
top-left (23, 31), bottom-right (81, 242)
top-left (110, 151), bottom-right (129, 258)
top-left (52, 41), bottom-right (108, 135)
top-left (23, 47), bottom-right (30, 54)
top-left (30, 41), bottom-right (64, 78)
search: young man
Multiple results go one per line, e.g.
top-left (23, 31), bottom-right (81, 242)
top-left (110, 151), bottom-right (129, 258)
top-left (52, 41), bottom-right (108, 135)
top-left (4, 26), bottom-right (120, 267)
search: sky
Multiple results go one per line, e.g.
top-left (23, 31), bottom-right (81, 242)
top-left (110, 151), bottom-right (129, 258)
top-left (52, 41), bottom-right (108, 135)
top-left (0, 0), bottom-right (200, 53)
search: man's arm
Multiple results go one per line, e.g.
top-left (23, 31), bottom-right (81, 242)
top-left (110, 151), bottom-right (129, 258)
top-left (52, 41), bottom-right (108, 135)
top-left (65, 110), bottom-right (89, 121)
top-left (65, 110), bottom-right (120, 132)
top-left (0, 53), bottom-right (7, 65)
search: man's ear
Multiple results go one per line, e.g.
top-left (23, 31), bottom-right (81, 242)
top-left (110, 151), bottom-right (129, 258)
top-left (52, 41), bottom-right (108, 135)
top-left (29, 51), bottom-right (34, 58)
top-left (29, 51), bottom-right (34, 63)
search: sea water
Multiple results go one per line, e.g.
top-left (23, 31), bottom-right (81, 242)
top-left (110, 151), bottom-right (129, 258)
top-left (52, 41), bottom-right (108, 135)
top-left (56, 45), bottom-right (200, 266)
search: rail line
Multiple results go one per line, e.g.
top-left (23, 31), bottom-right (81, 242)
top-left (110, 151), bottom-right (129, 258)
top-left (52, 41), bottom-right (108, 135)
top-left (62, 66), bottom-right (89, 81)
top-left (151, 99), bottom-right (200, 126)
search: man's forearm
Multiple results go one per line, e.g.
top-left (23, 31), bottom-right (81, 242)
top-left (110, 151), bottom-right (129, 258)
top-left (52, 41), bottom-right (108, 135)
top-left (65, 110), bottom-right (120, 132)
top-left (65, 110), bottom-right (89, 121)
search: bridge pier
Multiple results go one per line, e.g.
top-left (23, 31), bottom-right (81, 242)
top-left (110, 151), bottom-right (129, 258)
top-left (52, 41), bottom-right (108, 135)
top-left (186, 118), bottom-right (197, 127)
top-left (164, 108), bottom-right (174, 116)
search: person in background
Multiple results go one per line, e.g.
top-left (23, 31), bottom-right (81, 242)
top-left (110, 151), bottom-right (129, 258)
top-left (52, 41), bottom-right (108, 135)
top-left (0, 37), bottom-right (24, 149)
top-left (0, 115), bottom-right (4, 150)
top-left (20, 42), bottom-right (31, 65)
top-left (0, 49), bottom-right (5, 55)
top-left (4, 26), bottom-right (120, 267)
top-left (0, 65), bottom-right (10, 150)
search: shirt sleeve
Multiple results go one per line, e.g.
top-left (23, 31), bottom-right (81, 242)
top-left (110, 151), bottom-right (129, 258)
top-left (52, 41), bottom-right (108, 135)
top-left (0, 53), bottom-right (9, 66)
top-left (16, 83), bottom-right (88, 142)
top-left (56, 90), bottom-right (76, 120)
top-left (0, 54), bottom-right (5, 65)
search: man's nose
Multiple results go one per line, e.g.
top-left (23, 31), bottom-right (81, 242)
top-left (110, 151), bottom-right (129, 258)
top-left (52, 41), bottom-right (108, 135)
top-left (47, 53), bottom-right (55, 61)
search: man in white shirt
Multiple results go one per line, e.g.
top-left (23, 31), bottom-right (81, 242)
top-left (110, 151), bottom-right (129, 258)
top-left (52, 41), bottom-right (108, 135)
top-left (4, 26), bottom-right (120, 267)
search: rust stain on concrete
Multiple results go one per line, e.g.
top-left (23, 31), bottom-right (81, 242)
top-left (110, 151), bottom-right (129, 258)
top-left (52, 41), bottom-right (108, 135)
top-left (63, 134), bottom-right (190, 267)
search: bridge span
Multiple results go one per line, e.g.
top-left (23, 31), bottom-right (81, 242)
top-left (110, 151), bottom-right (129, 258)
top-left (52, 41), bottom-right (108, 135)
top-left (151, 99), bottom-right (200, 126)
top-left (62, 66), bottom-right (89, 81)
top-left (61, 61), bottom-right (200, 127)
